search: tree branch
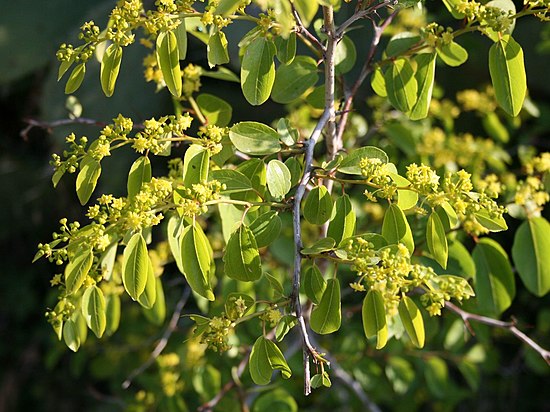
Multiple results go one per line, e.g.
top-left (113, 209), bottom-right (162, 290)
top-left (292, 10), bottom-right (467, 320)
top-left (122, 286), bottom-right (191, 389)
top-left (291, 5), bottom-right (325, 53)
top-left (445, 301), bottom-right (550, 365)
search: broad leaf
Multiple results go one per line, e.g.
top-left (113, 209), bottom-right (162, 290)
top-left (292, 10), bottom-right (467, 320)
top-left (196, 93), bottom-right (232, 126)
top-left (249, 211), bottom-right (282, 247)
top-left (327, 194), bottom-right (356, 244)
top-left (143, 277), bottom-right (167, 325)
top-left (301, 237), bottom-right (336, 255)
top-left (81, 285), bottom-right (107, 338)
top-left (183, 144), bottom-right (209, 186)
top-left (294, 0), bottom-right (318, 27)
top-left (65, 248), bottom-right (93, 295)
top-left (122, 233), bottom-right (150, 301)
top-left (362, 289), bottom-right (388, 349)
top-left (338, 146), bottom-right (389, 175)
top-left (249, 336), bottom-right (292, 385)
top-left (388, 172), bottom-right (418, 210)
top-left (76, 155), bottom-right (101, 205)
top-left (207, 29), bottom-right (230, 68)
top-left (127, 156), bottom-right (152, 199)
top-left (100, 44), bottom-right (123, 97)
top-left (371, 66), bottom-right (387, 97)
top-left (241, 37), bottom-right (276, 105)
top-left (65, 63), bottom-right (86, 94)
top-left (303, 264), bottom-right (326, 305)
top-left (156, 30), bottom-right (182, 97)
top-left (167, 214), bottom-right (186, 273)
top-left (426, 212), bottom-right (448, 269)
top-left (271, 56), bottom-right (318, 103)
top-left (224, 225), bottom-right (262, 281)
top-left (174, 19), bottom-right (188, 59)
top-left (474, 210), bottom-right (508, 232)
top-left (385, 58), bottom-right (417, 113)
top-left (210, 169), bottom-right (252, 194)
top-left (229, 122), bottom-right (281, 155)
top-left (274, 32), bottom-right (296, 64)
top-left (63, 318), bottom-right (80, 352)
top-left (382, 204), bottom-right (414, 253)
top-left (398, 296), bottom-right (425, 348)
top-left (180, 223), bottom-right (215, 300)
top-left (437, 41), bottom-right (468, 67)
top-left (409, 53), bottom-right (436, 120)
top-left (266, 159), bottom-right (291, 201)
top-left (303, 185), bottom-right (334, 225)
top-left (137, 258), bottom-right (157, 309)
top-left (485, 0), bottom-right (516, 42)
top-left (512, 218), bottom-right (550, 297)
top-left (334, 36), bottom-right (357, 75)
top-left (489, 35), bottom-right (526, 117)
top-left (310, 279), bottom-right (341, 334)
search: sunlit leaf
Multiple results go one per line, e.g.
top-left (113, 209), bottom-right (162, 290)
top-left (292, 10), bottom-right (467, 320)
top-left (310, 279), bottom-right (341, 334)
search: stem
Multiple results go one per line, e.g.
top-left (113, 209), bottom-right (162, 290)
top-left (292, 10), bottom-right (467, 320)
top-left (445, 301), bottom-right (550, 365)
top-left (188, 95), bottom-right (208, 125)
top-left (323, 7), bottom-right (338, 161)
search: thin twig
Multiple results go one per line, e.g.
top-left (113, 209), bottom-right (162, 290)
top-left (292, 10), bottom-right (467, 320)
top-left (122, 287), bottom-right (191, 389)
top-left (445, 301), bottom-right (550, 365)
top-left (335, 0), bottom-right (397, 39)
top-left (291, 5), bottom-right (325, 53)
top-left (21, 117), bottom-right (109, 140)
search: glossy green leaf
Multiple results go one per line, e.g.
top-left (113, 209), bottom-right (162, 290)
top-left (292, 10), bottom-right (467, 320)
top-left (277, 118), bottom-right (299, 146)
top-left (76, 155), bottom-right (101, 205)
top-left (180, 223), bottom-right (215, 300)
top-left (127, 156), bottom-right (152, 199)
top-left (327, 194), bottom-right (356, 244)
top-left (81, 285), bottom-right (106, 338)
top-left (382, 204), bottom-right (414, 253)
top-left (100, 44), bottom-right (122, 97)
top-left (512, 217), bottom-right (550, 297)
top-left (207, 29), bottom-right (229, 68)
top-left (156, 30), bottom-right (182, 97)
top-left (249, 336), bottom-right (292, 385)
top-left (65, 63), bottom-right (86, 94)
top-left (174, 19), bottom-right (188, 59)
top-left (271, 56), bottom-right (319, 103)
top-left (252, 388), bottom-right (298, 412)
top-left (472, 237), bottom-right (515, 316)
top-left (241, 37), bottom-right (276, 105)
top-left (310, 278), bottom-right (341, 334)
top-left (301, 237), bottom-right (336, 255)
top-left (388, 173), bottom-right (418, 210)
top-left (229, 122), bottom-right (281, 155)
top-left (303, 185), bottom-right (334, 225)
top-left (183, 144), bottom-right (209, 187)
top-left (371, 66), bottom-right (387, 97)
top-left (249, 211), bottom-right (282, 248)
top-left (122, 233), bottom-right (150, 301)
top-left (274, 32), bottom-right (297, 64)
top-left (137, 257), bottom-right (157, 309)
top-left (489, 35), bottom-right (526, 117)
top-left (285, 157), bottom-right (302, 187)
top-left (409, 53), bottom-right (436, 120)
top-left (436, 201), bottom-right (459, 231)
top-left (275, 315), bottom-right (297, 342)
top-left (210, 169), bottom-right (252, 194)
top-left (64, 248), bottom-right (93, 295)
top-left (426, 212), bottom-right (448, 269)
top-left (485, 0), bottom-right (516, 42)
top-left (224, 224), bottom-right (262, 282)
top-left (294, 0), bottom-right (318, 27)
top-left (362, 289), bottom-right (388, 349)
top-left (474, 210), bottom-right (508, 232)
top-left (437, 41), bottom-right (468, 67)
top-left (215, 0), bottom-right (241, 16)
top-left (385, 58), bottom-right (418, 113)
top-left (338, 146), bottom-right (389, 175)
top-left (334, 36), bottom-right (356, 75)
top-left (63, 318), bottom-right (80, 352)
top-left (386, 32), bottom-right (421, 57)
top-left (105, 293), bottom-right (121, 336)
top-left (143, 277), bottom-right (167, 325)
top-left (266, 160), bottom-right (291, 201)
top-left (398, 296), bottom-right (425, 348)
top-left (303, 264), bottom-right (326, 305)
top-left (167, 214), bottom-right (186, 273)
top-left (196, 93), bottom-right (232, 126)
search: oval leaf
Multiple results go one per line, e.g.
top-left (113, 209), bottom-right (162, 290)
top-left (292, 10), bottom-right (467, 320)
top-left (274, 32), bottom-right (297, 64)
top-left (249, 336), bottom-right (292, 385)
top-left (137, 257), bottom-right (157, 309)
top-left (385, 58), bottom-right (418, 113)
top-left (362, 289), bottom-right (388, 349)
top-left (122, 233), bottom-right (150, 301)
top-left (266, 159), bottom-right (292, 201)
top-left (437, 41), bottom-right (468, 67)
top-left (105, 293), bottom-right (121, 336)
top-left (310, 278), bottom-right (341, 334)
top-left (207, 29), bottom-right (230, 68)
top-left (327, 194), bottom-right (356, 245)
top-left (196, 93), bottom-right (232, 127)
top-left (183, 144), bottom-right (210, 186)
top-left (303, 185), bottom-right (334, 225)
top-left (156, 30), bottom-right (182, 97)
top-left (241, 37), bottom-right (276, 105)
top-left (81, 285), bottom-right (107, 339)
top-left (65, 248), bottom-right (93, 295)
top-left (65, 63), bottom-right (86, 94)
top-left (271, 56), bottom-right (319, 103)
top-left (303, 264), bottom-right (326, 305)
top-left (338, 146), bottom-right (389, 175)
top-left (426, 212), bottom-right (448, 269)
top-left (127, 156), bottom-right (152, 199)
top-left (224, 224), bottom-right (262, 282)
top-left (76, 155), bottom-right (101, 205)
top-left (409, 53), bottom-right (436, 120)
top-left (382, 204), bottom-right (414, 253)
top-left (143, 277), bottom-right (167, 325)
top-left (249, 211), bottom-right (282, 248)
top-left (229, 122), bottom-right (281, 155)
top-left (100, 44), bottom-right (123, 97)
top-left (180, 223), bottom-right (215, 300)
top-left (398, 296), bottom-right (425, 348)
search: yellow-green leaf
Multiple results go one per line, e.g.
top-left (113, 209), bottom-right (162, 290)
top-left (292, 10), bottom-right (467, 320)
top-left (249, 211), bottom-right (282, 248)
top-left (371, 66), bottom-right (387, 97)
top-left (122, 233), bottom-right (150, 301)
top-left (241, 37), bottom-right (276, 105)
top-left (156, 30), bottom-right (182, 97)
top-left (143, 277), bottom-right (167, 325)
top-left (63, 319), bottom-right (80, 352)
top-left (65, 63), bottom-right (86, 94)
top-left (207, 29), bottom-right (229, 68)
top-left (224, 225), bottom-right (262, 282)
top-left (76, 155), bottom-right (101, 205)
top-left (409, 53), bottom-right (436, 120)
top-left (489, 35), bottom-right (526, 117)
top-left (180, 223), bottom-right (215, 300)
top-left (127, 156), bottom-right (152, 199)
top-left (229, 122), bottom-right (281, 155)
top-left (385, 58), bottom-right (417, 113)
top-left (274, 32), bottom-right (297, 65)
top-left (271, 56), bottom-right (319, 103)
top-left (426, 212), bottom-right (448, 269)
top-left (266, 159), bottom-right (291, 201)
top-left (65, 248), bottom-right (93, 295)
top-left (137, 257), bottom-right (157, 309)
top-left (388, 173), bottom-right (418, 211)
top-left (303, 264), bottom-right (326, 305)
top-left (81, 285), bottom-right (106, 339)
top-left (249, 336), bottom-right (292, 385)
top-left (398, 296), bottom-right (425, 348)
top-left (196, 93), bottom-right (232, 127)
top-left (105, 293), bottom-right (121, 336)
top-left (303, 185), bottom-right (334, 225)
top-left (362, 289), bottom-right (388, 349)
top-left (382, 204), bottom-right (414, 253)
top-left (327, 194), bottom-right (356, 244)
top-left (437, 41), bottom-right (468, 67)
top-left (310, 278), bottom-right (341, 334)
top-left (100, 44), bottom-right (123, 97)
top-left (174, 19), bottom-right (188, 59)
top-left (183, 144), bottom-right (209, 187)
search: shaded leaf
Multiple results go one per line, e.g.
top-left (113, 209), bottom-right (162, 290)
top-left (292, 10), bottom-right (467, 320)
top-left (241, 37), bottom-right (276, 105)
top-left (338, 146), bottom-right (389, 175)
top-left (249, 211), bottom-right (282, 248)
top-left (303, 186), bottom-right (333, 225)
top-left (385, 58), bottom-right (417, 113)
top-left (122, 233), bottom-right (150, 301)
top-left (398, 296), bottom-right (425, 348)
top-left (81, 285), bottom-right (106, 338)
top-left (303, 264), bottom-right (326, 305)
top-left (224, 225), bottom-right (262, 281)
top-left (271, 56), bottom-right (319, 103)
top-left (382, 204), bottom-right (414, 253)
top-left (180, 223), bottom-right (215, 300)
top-left (156, 30), bottom-right (182, 97)
top-left (310, 279), bottom-right (341, 334)
top-left (196, 93), bottom-right (232, 126)
top-left (362, 289), bottom-right (388, 349)
top-left (327, 194), bottom-right (356, 244)
top-left (76, 155), bottom-right (101, 205)
top-left (100, 44), bottom-right (122, 97)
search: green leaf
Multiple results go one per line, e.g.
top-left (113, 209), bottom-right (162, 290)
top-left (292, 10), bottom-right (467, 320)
top-left (167, 214), bottom-right (186, 273)
top-left (156, 30), bottom-right (182, 97)
top-left (472, 237), bottom-right (515, 316)
top-left (436, 201), bottom-right (459, 231)
top-left (388, 173), bottom-right (418, 210)
top-left (447, 239), bottom-right (476, 279)
top-left (382, 204), bottom-right (414, 254)
top-left (137, 257), bottom-right (157, 309)
top-left (271, 56), bottom-right (319, 103)
top-left (63, 319), bottom-right (80, 352)
top-left (277, 118), bottom-right (299, 146)
top-left (252, 388), bottom-right (298, 412)
top-left (362, 289), bottom-right (388, 349)
top-left (310, 278), bottom-right (341, 334)
top-left (76, 155), bottom-right (101, 205)
top-left (127, 156), bottom-right (152, 199)
top-left (196, 93), bottom-right (232, 127)
top-left (303, 264), bottom-right (326, 305)
top-left (64, 248), bottom-right (93, 295)
top-left (105, 293), bottom-right (121, 336)
top-left (338, 146), bottom-right (389, 175)
top-left (265, 272), bottom-right (285, 300)
top-left (207, 29), bottom-right (230, 68)
top-left (371, 66), bottom-right (387, 97)
top-left (249, 211), bottom-right (282, 248)
top-left (303, 185), bottom-right (334, 225)
top-left (512, 218), bottom-right (550, 297)
top-left (210, 169), bottom-right (252, 194)
top-left (100, 44), bottom-right (123, 97)
top-left (386, 32), bottom-right (421, 57)
top-left (224, 224), bottom-right (262, 282)
top-left (214, 0), bottom-right (242, 16)
top-left (485, 0), bottom-right (516, 42)
top-left (398, 296), bottom-right (425, 348)
top-left (266, 160), bottom-right (292, 201)
top-left (241, 37), bottom-right (276, 105)
top-left (174, 19), bottom-right (188, 59)
top-left (294, 0), bottom-right (318, 27)
top-left (249, 336), bottom-right (292, 385)
top-left (327, 194), bottom-right (356, 244)
top-left (285, 157), bottom-right (302, 187)
top-left (225, 293), bottom-right (255, 320)
top-left (474, 210), bottom-right (508, 232)
top-left (385, 58), bottom-right (417, 113)
top-left (437, 41), bottom-right (468, 67)
top-left (183, 144), bottom-right (210, 186)
top-left (229, 122), bottom-right (281, 155)
top-left (424, 357), bottom-right (449, 399)
top-left (426, 212), bottom-right (448, 269)
top-left (442, 0), bottom-right (466, 18)
top-left (81, 285), bottom-right (107, 339)
top-left (274, 32), bottom-right (297, 64)
top-left (180, 223), bottom-right (215, 300)
top-left (489, 35), bottom-right (526, 117)
top-left (65, 63), bottom-right (86, 94)
top-left (201, 66), bottom-right (240, 82)
top-left (58, 55), bottom-right (75, 82)
top-left (122, 233), bottom-right (150, 301)
top-left (301, 237), bottom-right (336, 255)
top-left (275, 315), bottom-right (297, 342)
top-left (409, 53), bottom-right (436, 120)
top-left (482, 111), bottom-right (509, 143)
top-left (334, 36), bottom-right (356, 75)
top-left (143, 277), bottom-right (167, 325)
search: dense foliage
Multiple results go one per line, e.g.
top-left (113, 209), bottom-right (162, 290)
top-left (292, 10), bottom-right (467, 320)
top-left (28, 0), bottom-right (550, 410)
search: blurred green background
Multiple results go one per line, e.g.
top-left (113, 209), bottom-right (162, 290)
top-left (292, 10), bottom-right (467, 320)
top-left (1, 1), bottom-right (550, 411)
